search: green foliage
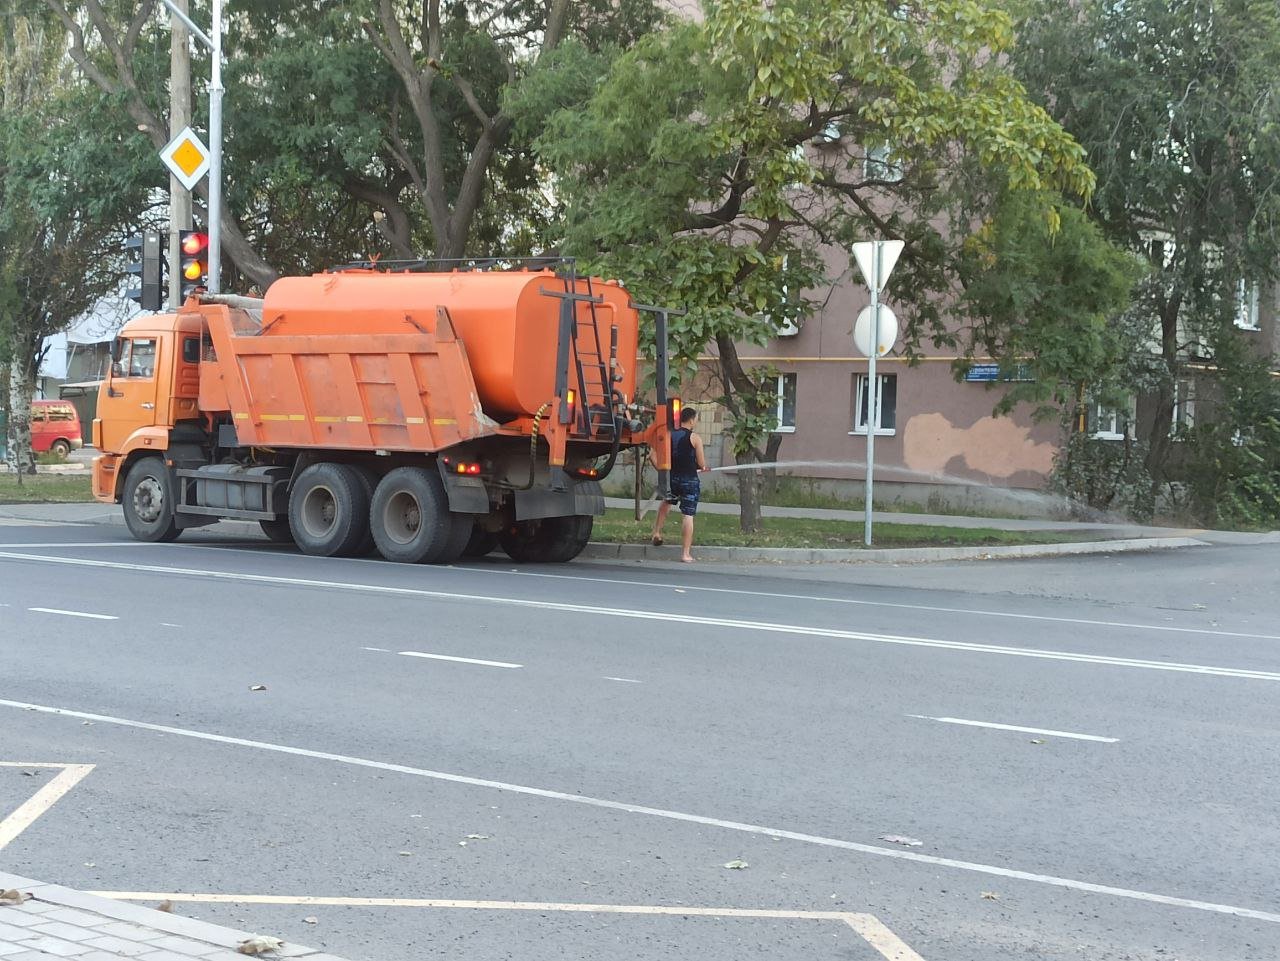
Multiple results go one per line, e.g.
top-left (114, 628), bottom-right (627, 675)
top-left (957, 191), bottom-right (1144, 418)
top-left (1181, 338), bottom-right (1280, 529)
top-left (1050, 433), bottom-right (1155, 522)
top-left (530, 0), bottom-right (1094, 515)
top-left (1011, 0), bottom-right (1280, 490)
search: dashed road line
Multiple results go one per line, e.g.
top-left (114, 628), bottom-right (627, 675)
top-left (0, 551), bottom-right (1274, 682)
top-left (28, 607), bottom-right (117, 620)
top-left (604, 676), bottom-right (642, 684)
top-left (397, 651), bottom-right (522, 669)
top-left (907, 715), bottom-right (1119, 743)
top-left (7, 697), bottom-right (1277, 925)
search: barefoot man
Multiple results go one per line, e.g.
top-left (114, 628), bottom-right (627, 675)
top-left (650, 406), bottom-right (708, 562)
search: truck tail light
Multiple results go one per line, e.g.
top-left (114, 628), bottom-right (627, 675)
top-left (455, 462), bottom-right (481, 475)
top-left (574, 467), bottom-right (599, 478)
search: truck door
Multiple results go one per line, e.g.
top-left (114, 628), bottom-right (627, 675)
top-left (98, 335), bottom-right (161, 454)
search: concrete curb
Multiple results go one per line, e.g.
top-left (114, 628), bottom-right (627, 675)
top-left (0, 504), bottom-right (1210, 564)
top-left (581, 536), bottom-right (1210, 565)
top-left (0, 871), bottom-right (348, 960)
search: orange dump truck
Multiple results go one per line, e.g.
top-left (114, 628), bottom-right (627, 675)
top-left (92, 261), bottom-right (679, 563)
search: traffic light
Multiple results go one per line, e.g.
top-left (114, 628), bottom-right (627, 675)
top-left (125, 231), bottom-right (164, 311)
top-left (178, 229), bottom-right (210, 296)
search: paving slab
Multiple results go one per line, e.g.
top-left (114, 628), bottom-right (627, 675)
top-left (0, 875), bottom-right (349, 961)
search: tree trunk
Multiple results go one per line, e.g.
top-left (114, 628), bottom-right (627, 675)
top-left (736, 448), bottom-right (764, 533)
top-left (6, 359), bottom-right (37, 479)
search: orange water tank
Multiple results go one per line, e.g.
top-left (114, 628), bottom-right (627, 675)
top-left (261, 270), bottom-right (640, 421)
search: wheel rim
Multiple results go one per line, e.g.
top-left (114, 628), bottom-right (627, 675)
top-left (383, 490), bottom-right (422, 545)
top-left (300, 484), bottom-right (338, 538)
top-left (132, 475), bottom-right (165, 523)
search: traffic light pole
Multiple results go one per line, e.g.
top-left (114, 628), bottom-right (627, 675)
top-left (167, 0), bottom-right (192, 307)
top-left (160, 0), bottom-right (222, 294)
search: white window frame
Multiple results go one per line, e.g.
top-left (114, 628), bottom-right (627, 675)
top-left (772, 372), bottom-right (797, 433)
top-left (1090, 398), bottom-right (1134, 441)
top-left (1235, 279), bottom-right (1261, 330)
top-left (850, 373), bottom-right (897, 436)
top-left (1171, 378), bottom-right (1196, 437)
top-left (864, 144), bottom-right (903, 183)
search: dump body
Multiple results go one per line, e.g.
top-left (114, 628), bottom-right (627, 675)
top-left (257, 270), bottom-right (640, 422)
top-left (197, 300), bottom-right (498, 453)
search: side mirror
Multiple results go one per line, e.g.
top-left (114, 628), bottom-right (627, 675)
top-left (111, 362), bottom-right (123, 377)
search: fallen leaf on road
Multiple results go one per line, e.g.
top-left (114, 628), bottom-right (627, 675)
top-left (237, 936), bottom-right (284, 955)
top-left (19, 770), bottom-right (38, 777)
top-left (0, 889), bottom-right (33, 905)
top-left (302, 916), bottom-right (318, 925)
top-left (1193, 603), bottom-right (1208, 610)
top-left (981, 891), bottom-right (1000, 900)
top-left (464, 834), bottom-right (490, 840)
top-left (249, 684), bottom-right (268, 692)
top-left (157, 900), bottom-right (174, 913)
top-left (723, 859), bottom-right (749, 870)
top-left (878, 835), bottom-right (923, 847)
top-left (398, 851), bottom-right (413, 856)
top-left (1029, 739), bottom-right (1046, 745)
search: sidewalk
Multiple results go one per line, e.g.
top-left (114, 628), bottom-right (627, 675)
top-left (0, 872), bottom-right (347, 961)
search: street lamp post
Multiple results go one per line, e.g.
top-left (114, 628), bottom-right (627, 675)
top-left (160, 0), bottom-right (223, 294)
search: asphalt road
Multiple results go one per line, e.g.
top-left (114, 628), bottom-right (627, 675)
top-left (1, 519), bottom-right (1278, 961)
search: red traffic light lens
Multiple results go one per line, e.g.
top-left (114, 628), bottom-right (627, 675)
top-left (181, 232), bottom-right (209, 255)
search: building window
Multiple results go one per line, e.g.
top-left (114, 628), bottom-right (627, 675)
top-left (1171, 379), bottom-right (1196, 437)
top-left (772, 373), bottom-right (797, 432)
top-left (1089, 399), bottom-right (1134, 440)
top-left (851, 373), bottom-right (897, 435)
top-left (1235, 279), bottom-right (1261, 330)
top-left (864, 144), bottom-right (903, 183)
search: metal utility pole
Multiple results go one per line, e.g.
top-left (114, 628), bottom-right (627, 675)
top-left (160, 0), bottom-right (223, 294)
top-left (167, 0), bottom-right (192, 307)
top-left (863, 243), bottom-right (880, 547)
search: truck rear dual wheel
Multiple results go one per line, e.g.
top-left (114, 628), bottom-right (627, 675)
top-left (122, 457), bottom-right (182, 543)
top-left (289, 462), bottom-right (371, 557)
top-left (499, 515), bottom-right (593, 563)
top-left (370, 466), bottom-right (471, 564)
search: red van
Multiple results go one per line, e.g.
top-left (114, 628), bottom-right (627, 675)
top-left (31, 399), bottom-right (84, 457)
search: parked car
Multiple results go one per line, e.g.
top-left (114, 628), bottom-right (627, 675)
top-left (31, 399), bottom-right (84, 457)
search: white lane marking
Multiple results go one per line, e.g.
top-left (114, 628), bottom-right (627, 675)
top-left (28, 607), bottom-right (117, 620)
top-left (398, 651), bottom-right (522, 670)
top-left (88, 894), bottom-right (925, 961)
top-left (845, 915), bottom-right (928, 961)
top-left (160, 622), bottom-right (182, 628)
top-left (907, 715), bottom-right (1119, 743)
top-left (4, 541), bottom-right (1270, 643)
top-left (0, 762), bottom-right (95, 851)
top-left (604, 676), bottom-right (642, 684)
top-left (361, 646), bottom-right (391, 653)
top-left (4, 697), bottom-right (1277, 925)
top-left (0, 551), bottom-right (1275, 682)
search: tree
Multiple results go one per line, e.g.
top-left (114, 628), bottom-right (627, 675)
top-left (1009, 0), bottom-right (1280, 497)
top-left (1, 3), bottom-right (151, 476)
top-left (956, 190), bottom-right (1144, 421)
top-left (45, 1), bottom-right (664, 284)
top-left (523, 0), bottom-right (1094, 530)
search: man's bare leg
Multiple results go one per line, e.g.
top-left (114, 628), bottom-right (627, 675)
top-left (652, 500), bottom-right (671, 544)
top-left (681, 514), bottom-right (695, 562)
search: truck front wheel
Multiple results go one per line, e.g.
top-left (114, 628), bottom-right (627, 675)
top-left (289, 463), bottom-right (370, 557)
top-left (122, 457), bottom-right (182, 543)
top-left (370, 467), bottom-right (455, 564)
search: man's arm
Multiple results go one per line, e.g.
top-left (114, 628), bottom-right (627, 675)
top-left (692, 433), bottom-right (709, 472)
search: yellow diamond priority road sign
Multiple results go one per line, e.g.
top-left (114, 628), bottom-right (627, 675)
top-left (160, 127), bottom-right (210, 191)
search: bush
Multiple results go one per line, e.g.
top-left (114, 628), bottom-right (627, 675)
top-left (1050, 432), bottom-right (1155, 521)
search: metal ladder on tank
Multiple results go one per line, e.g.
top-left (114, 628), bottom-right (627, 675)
top-left (568, 272), bottom-right (617, 441)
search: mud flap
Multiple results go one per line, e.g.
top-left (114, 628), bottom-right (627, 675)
top-left (436, 459), bottom-right (491, 514)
